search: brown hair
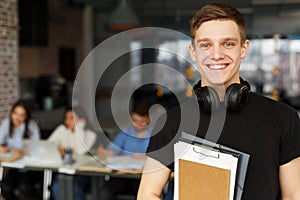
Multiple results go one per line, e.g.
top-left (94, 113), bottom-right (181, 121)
top-left (9, 100), bottom-right (31, 138)
top-left (189, 3), bottom-right (247, 44)
top-left (63, 106), bottom-right (90, 130)
top-left (131, 102), bottom-right (150, 117)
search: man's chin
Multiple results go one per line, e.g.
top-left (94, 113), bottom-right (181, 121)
top-left (135, 127), bottom-right (147, 132)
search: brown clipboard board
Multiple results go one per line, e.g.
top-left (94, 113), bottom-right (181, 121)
top-left (178, 158), bottom-right (231, 200)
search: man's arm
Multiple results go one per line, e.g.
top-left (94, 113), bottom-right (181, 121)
top-left (137, 157), bottom-right (171, 200)
top-left (279, 156), bottom-right (300, 199)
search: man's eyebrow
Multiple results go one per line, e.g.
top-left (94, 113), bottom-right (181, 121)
top-left (196, 38), bottom-right (210, 43)
top-left (196, 37), bottom-right (239, 43)
top-left (222, 37), bottom-right (239, 42)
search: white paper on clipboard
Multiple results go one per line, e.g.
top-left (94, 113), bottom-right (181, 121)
top-left (174, 141), bottom-right (238, 200)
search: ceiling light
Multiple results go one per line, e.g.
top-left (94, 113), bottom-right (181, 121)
top-left (107, 0), bottom-right (140, 31)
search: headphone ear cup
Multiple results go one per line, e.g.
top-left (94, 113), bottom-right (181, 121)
top-left (226, 83), bottom-right (250, 111)
top-left (195, 86), bottom-right (220, 113)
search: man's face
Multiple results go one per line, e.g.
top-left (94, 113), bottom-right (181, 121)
top-left (131, 112), bottom-right (150, 132)
top-left (189, 20), bottom-right (249, 88)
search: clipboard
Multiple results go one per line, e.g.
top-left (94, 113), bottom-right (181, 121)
top-left (174, 140), bottom-right (238, 199)
top-left (176, 132), bottom-right (250, 200)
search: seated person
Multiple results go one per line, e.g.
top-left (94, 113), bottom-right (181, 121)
top-left (0, 100), bottom-right (42, 200)
top-left (98, 102), bottom-right (151, 200)
top-left (48, 107), bottom-right (97, 200)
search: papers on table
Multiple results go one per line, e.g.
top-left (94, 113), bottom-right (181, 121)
top-left (1, 151), bottom-right (146, 175)
top-left (76, 155), bottom-right (146, 174)
top-left (58, 165), bottom-right (76, 174)
top-left (105, 155), bottom-right (146, 171)
top-left (1, 156), bottom-right (27, 168)
top-left (57, 155), bottom-right (145, 174)
top-left (1, 154), bottom-right (62, 169)
top-left (174, 132), bottom-right (250, 200)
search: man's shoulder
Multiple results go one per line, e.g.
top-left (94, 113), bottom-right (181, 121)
top-left (116, 127), bottom-right (135, 137)
top-left (250, 92), bottom-right (298, 115)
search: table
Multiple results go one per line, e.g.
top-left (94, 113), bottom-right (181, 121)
top-left (57, 155), bottom-right (144, 200)
top-left (0, 154), bottom-right (145, 200)
top-left (0, 155), bottom-right (61, 200)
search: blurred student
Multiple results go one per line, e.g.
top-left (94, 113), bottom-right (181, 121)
top-left (0, 99), bottom-right (41, 200)
top-left (48, 107), bottom-right (97, 200)
top-left (97, 102), bottom-right (152, 200)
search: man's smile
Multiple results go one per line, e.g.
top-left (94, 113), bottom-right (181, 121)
top-left (207, 64), bottom-right (228, 70)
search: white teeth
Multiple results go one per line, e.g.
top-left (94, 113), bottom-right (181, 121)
top-left (208, 65), bottom-right (226, 70)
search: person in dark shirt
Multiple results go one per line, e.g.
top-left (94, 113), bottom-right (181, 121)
top-left (137, 3), bottom-right (300, 200)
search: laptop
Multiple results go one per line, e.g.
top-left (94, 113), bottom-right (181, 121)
top-left (24, 139), bottom-right (63, 168)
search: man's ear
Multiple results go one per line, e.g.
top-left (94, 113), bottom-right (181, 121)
top-left (240, 39), bottom-right (250, 59)
top-left (189, 43), bottom-right (197, 62)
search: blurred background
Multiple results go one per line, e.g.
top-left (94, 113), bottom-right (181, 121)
top-left (1, 0), bottom-right (300, 137)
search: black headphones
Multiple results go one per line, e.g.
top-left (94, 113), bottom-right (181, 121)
top-left (193, 78), bottom-right (251, 113)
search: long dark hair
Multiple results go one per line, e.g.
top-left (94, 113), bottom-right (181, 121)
top-left (63, 106), bottom-right (90, 130)
top-left (9, 100), bottom-right (31, 138)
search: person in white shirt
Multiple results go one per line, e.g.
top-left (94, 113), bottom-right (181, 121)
top-left (48, 107), bottom-right (96, 155)
top-left (48, 107), bottom-right (97, 200)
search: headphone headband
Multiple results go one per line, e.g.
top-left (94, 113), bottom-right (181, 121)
top-left (194, 78), bottom-right (250, 113)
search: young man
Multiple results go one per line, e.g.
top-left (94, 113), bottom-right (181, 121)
top-left (137, 3), bottom-right (300, 200)
top-left (97, 102), bottom-right (152, 200)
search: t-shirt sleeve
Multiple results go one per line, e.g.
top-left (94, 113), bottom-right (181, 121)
top-left (279, 110), bottom-right (300, 165)
top-left (146, 130), bottom-right (176, 171)
top-left (146, 109), bottom-right (181, 171)
top-left (146, 99), bottom-right (200, 172)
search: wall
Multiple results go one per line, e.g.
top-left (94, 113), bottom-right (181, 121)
top-left (18, 0), bottom-right (84, 113)
top-left (0, 0), bottom-right (19, 121)
top-left (253, 12), bottom-right (300, 35)
top-left (19, 0), bottom-right (84, 78)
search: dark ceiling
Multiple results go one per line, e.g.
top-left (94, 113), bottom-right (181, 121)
top-left (73, 0), bottom-right (300, 36)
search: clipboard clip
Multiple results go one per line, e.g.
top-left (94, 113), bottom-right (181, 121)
top-left (192, 143), bottom-right (220, 159)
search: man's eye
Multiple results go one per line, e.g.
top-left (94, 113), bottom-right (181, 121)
top-left (199, 43), bottom-right (210, 49)
top-left (224, 42), bottom-right (235, 47)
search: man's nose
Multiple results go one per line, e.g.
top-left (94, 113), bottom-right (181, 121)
top-left (210, 46), bottom-right (225, 60)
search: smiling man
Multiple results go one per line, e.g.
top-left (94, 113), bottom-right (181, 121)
top-left (137, 3), bottom-right (300, 200)
top-left (190, 19), bottom-right (248, 100)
